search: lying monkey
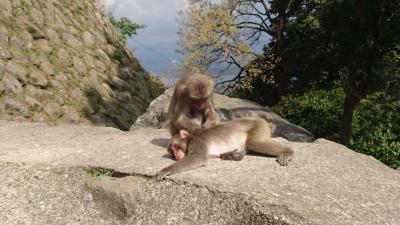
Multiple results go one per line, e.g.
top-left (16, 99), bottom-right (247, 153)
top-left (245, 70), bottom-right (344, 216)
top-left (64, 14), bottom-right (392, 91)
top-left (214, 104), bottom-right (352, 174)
top-left (156, 117), bottom-right (293, 181)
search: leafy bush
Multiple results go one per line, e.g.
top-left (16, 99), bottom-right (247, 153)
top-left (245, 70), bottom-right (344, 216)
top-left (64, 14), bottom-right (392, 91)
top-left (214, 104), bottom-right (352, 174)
top-left (110, 17), bottom-right (145, 38)
top-left (352, 93), bottom-right (400, 168)
top-left (273, 88), bottom-right (400, 169)
top-left (273, 87), bottom-right (344, 141)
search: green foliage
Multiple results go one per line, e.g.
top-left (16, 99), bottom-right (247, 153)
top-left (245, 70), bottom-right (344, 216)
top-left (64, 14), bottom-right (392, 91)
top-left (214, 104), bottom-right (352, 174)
top-left (273, 86), bottom-right (345, 141)
top-left (86, 168), bottom-right (112, 180)
top-left (273, 88), bottom-right (400, 169)
top-left (352, 93), bottom-right (400, 168)
top-left (110, 17), bottom-right (145, 38)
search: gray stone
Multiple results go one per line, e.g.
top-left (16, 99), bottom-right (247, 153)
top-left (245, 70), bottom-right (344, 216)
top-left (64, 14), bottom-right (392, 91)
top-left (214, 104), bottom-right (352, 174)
top-left (54, 95), bottom-right (65, 106)
top-left (94, 59), bottom-right (107, 73)
top-left (20, 30), bottom-right (34, 49)
top-left (0, 113), bottom-right (11, 120)
top-left (30, 8), bottom-right (44, 26)
top-left (41, 89), bottom-right (55, 101)
top-left (61, 106), bottom-right (80, 123)
top-left (26, 24), bottom-right (46, 39)
top-left (0, 59), bottom-right (5, 76)
top-left (46, 28), bottom-right (60, 43)
top-left (32, 113), bottom-right (48, 122)
top-left (28, 69), bottom-right (48, 87)
top-left (55, 72), bottom-right (68, 82)
top-left (2, 75), bottom-right (22, 95)
top-left (40, 58), bottom-right (55, 75)
top-left (9, 35), bottom-right (22, 49)
top-left (25, 96), bottom-right (42, 110)
top-left (70, 88), bottom-right (82, 102)
top-left (10, 115), bottom-right (29, 122)
top-left (132, 89), bottom-right (314, 142)
top-left (27, 50), bottom-right (40, 65)
top-left (43, 102), bottom-right (63, 118)
top-left (72, 56), bottom-right (87, 74)
top-left (25, 84), bottom-right (43, 100)
top-left (67, 26), bottom-right (79, 36)
top-left (0, 162), bottom-right (124, 225)
top-left (55, 48), bottom-right (70, 66)
top-left (0, 81), bottom-right (4, 93)
top-left (34, 39), bottom-right (53, 53)
top-left (93, 31), bottom-right (106, 44)
top-left (85, 72), bottom-right (113, 99)
top-left (15, 16), bottom-right (29, 27)
top-left (0, 26), bottom-right (9, 46)
top-left (0, 0), bottom-right (12, 18)
top-left (116, 91), bottom-right (132, 102)
top-left (83, 53), bottom-right (95, 69)
top-left (52, 13), bottom-right (66, 30)
top-left (62, 32), bottom-right (82, 47)
top-left (6, 62), bottom-right (28, 84)
top-left (82, 31), bottom-right (94, 45)
top-left (108, 75), bottom-right (126, 90)
top-left (49, 80), bottom-right (64, 90)
top-left (0, 46), bottom-right (12, 60)
top-left (96, 48), bottom-right (110, 61)
top-left (9, 49), bottom-right (29, 64)
top-left (0, 122), bottom-right (399, 225)
top-left (3, 98), bottom-right (28, 115)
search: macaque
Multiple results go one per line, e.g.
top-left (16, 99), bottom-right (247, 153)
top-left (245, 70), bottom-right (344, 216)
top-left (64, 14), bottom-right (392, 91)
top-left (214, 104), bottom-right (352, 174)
top-left (166, 73), bottom-right (220, 136)
top-left (157, 117), bottom-right (293, 181)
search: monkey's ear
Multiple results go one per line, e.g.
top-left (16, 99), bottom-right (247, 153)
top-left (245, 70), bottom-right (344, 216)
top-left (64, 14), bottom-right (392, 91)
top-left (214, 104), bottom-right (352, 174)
top-left (179, 129), bottom-right (190, 139)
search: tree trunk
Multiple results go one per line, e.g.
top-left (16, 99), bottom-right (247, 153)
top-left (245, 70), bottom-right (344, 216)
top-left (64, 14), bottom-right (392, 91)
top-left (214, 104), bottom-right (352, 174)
top-left (276, 11), bottom-right (288, 97)
top-left (339, 90), bottom-right (359, 146)
top-left (339, 68), bottom-right (361, 146)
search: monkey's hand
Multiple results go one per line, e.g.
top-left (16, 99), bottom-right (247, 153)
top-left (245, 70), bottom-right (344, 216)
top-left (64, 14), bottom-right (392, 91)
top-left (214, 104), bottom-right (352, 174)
top-left (202, 109), bottom-right (220, 129)
top-left (155, 168), bottom-right (172, 181)
top-left (277, 152), bottom-right (293, 166)
top-left (219, 149), bottom-right (244, 161)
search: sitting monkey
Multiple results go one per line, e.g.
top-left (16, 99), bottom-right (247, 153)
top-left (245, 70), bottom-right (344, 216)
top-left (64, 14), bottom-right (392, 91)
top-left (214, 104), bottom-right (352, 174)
top-left (166, 73), bottom-right (220, 136)
top-left (156, 117), bottom-right (293, 180)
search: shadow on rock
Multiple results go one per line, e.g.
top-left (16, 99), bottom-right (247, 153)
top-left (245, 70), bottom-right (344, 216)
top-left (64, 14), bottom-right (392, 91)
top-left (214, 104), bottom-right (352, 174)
top-left (150, 138), bottom-right (170, 148)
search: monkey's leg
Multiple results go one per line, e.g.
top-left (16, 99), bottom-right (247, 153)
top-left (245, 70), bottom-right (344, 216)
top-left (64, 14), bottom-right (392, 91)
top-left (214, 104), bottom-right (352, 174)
top-left (246, 123), bottom-right (293, 166)
top-left (246, 138), bottom-right (293, 166)
top-left (156, 153), bottom-right (207, 181)
top-left (219, 149), bottom-right (245, 161)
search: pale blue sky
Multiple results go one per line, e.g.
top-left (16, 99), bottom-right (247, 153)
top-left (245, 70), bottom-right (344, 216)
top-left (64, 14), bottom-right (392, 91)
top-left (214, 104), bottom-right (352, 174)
top-left (101, 0), bottom-right (188, 45)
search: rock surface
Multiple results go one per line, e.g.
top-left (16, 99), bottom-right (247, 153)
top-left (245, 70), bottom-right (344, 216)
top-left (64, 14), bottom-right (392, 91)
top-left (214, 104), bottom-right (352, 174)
top-left (0, 120), bottom-right (399, 225)
top-left (0, 0), bottom-right (164, 130)
top-left (133, 88), bottom-right (314, 142)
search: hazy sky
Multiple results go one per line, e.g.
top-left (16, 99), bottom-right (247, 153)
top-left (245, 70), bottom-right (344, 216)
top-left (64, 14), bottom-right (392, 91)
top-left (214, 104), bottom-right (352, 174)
top-left (101, 0), bottom-right (188, 45)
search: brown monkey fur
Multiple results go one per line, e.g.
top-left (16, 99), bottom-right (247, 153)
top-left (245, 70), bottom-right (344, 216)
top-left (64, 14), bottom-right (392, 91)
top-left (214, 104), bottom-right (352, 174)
top-left (166, 73), bottom-right (220, 136)
top-left (158, 117), bottom-right (293, 180)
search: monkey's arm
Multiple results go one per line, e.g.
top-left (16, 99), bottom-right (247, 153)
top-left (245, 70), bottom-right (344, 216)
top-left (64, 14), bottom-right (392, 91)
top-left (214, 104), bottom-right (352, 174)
top-left (202, 108), bottom-right (220, 128)
top-left (156, 151), bottom-right (207, 181)
top-left (176, 115), bottom-right (202, 133)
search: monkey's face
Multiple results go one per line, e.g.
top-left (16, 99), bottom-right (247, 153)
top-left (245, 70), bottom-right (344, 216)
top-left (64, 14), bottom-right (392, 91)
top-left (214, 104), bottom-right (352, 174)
top-left (190, 97), bottom-right (209, 111)
top-left (167, 130), bottom-right (190, 161)
top-left (186, 82), bottom-right (212, 111)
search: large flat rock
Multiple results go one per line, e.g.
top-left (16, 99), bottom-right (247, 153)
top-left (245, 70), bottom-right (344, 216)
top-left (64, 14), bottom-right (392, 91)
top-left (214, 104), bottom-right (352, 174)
top-left (0, 121), bottom-right (399, 225)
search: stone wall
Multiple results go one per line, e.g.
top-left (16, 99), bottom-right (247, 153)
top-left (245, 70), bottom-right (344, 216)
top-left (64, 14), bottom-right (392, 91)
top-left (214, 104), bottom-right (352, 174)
top-left (0, 0), bottom-right (164, 130)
